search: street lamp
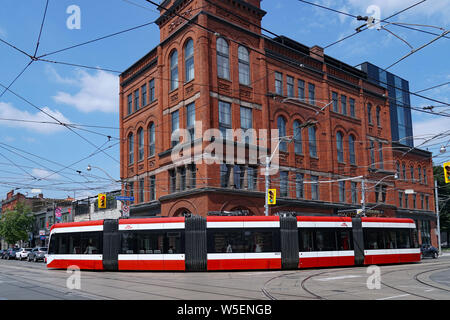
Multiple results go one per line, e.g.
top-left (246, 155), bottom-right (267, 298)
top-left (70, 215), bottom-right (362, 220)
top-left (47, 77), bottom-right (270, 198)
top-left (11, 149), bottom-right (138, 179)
top-left (86, 164), bottom-right (118, 182)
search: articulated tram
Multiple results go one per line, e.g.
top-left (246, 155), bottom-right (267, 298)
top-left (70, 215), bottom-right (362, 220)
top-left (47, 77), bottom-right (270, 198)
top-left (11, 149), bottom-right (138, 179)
top-left (46, 215), bottom-right (421, 271)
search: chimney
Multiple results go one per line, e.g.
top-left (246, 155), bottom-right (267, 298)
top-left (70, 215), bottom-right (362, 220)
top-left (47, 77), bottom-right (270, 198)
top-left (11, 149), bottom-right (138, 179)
top-left (310, 45), bottom-right (324, 62)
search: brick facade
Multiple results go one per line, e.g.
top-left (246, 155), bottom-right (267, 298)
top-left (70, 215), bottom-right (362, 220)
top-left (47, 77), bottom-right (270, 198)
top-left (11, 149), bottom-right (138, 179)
top-left (119, 0), bottom-right (437, 246)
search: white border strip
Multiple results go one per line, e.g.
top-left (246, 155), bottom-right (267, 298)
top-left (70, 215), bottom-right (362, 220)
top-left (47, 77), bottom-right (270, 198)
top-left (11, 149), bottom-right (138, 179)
top-left (362, 222), bottom-right (416, 229)
top-left (299, 251), bottom-right (355, 258)
top-left (46, 254), bottom-right (103, 261)
top-left (118, 223), bottom-right (185, 230)
top-left (207, 221), bottom-right (279, 228)
top-left (364, 248), bottom-right (420, 255)
top-left (118, 254), bottom-right (185, 261)
top-left (207, 252), bottom-right (281, 260)
top-left (50, 225), bottom-right (103, 235)
top-left (297, 221), bottom-right (352, 228)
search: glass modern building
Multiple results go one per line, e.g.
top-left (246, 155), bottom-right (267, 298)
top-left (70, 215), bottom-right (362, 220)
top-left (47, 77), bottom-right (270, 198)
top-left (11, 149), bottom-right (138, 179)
top-left (359, 62), bottom-right (414, 147)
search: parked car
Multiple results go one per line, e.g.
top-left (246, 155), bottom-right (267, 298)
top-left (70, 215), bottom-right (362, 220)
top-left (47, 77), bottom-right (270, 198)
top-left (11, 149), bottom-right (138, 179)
top-left (15, 248), bottom-right (32, 260)
top-left (28, 247), bottom-right (48, 262)
top-left (4, 248), bottom-right (18, 260)
top-left (421, 244), bottom-right (439, 258)
top-left (0, 249), bottom-right (5, 259)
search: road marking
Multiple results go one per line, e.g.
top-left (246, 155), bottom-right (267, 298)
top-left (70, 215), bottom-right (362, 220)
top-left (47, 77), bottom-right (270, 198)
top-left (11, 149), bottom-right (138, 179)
top-left (377, 294), bottom-right (410, 300)
top-left (315, 275), bottom-right (363, 282)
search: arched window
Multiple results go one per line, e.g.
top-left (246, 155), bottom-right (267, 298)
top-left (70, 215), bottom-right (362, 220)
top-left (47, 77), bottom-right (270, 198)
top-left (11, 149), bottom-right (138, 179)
top-left (216, 38), bottom-right (230, 79)
top-left (128, 133), bottom-right (134, 165)
top-left (138, 127), bottom-right (144, 161)
top-left (367, 103), bottom-right (373, 124)
top-left (293, 120), bottom-right (303, 155)
top-left (148, 122), bottom-right (155, 157)
top-left (336, 131), bottom-right (344, 163)
top-left (238, 46), bottom-right (250, 85)
top-left (423, 167), bottom-right (427, 185)
top-left (402, 162), bottom-right (406, 180)
top-left (349, 134), bottom-right (356, 165)
top-left (277, 116), bottom-right (287, 152)
top-left (396, 161), bottom-right (401, 177)
top-left (170, 50), bottom-right (178, 90)
top-left (418, 165), bottom-right (422, 183)
top-left (308, 126), bottom-right (317, 157)
top-left (410, 165), bottom-right (415, 182)
top-left (376, 106), bottom-right (381, 126)
top-left (184, 39), bottom-right (194, 82)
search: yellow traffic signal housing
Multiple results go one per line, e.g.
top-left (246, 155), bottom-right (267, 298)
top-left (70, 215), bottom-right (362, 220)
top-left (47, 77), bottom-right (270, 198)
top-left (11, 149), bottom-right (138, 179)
top-left (268, 189), bottom-right (276, 205)
top-left (98, 193), bottom-right (107, 208)
top-left (444, 162), bottom-right (450, 184)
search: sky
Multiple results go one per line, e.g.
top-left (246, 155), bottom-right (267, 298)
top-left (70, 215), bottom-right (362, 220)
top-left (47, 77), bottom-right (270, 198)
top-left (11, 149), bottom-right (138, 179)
top-left (0, 0), bottom-right (448, 201)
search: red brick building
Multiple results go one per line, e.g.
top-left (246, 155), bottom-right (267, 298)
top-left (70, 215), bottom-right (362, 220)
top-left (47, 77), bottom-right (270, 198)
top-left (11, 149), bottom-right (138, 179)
top-left (119, 0), bottom-right (437, 246)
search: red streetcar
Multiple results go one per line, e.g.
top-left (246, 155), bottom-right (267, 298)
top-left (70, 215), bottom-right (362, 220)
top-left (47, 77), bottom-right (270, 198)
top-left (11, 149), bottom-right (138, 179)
top-left (46, 215), bottom-right (421, 271)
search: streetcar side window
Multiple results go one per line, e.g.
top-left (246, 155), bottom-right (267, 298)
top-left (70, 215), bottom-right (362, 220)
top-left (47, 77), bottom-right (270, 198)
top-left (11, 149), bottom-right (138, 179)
top-left (207, 228), bottom-right (280, 253)
top-left (244, 229), bottom-right (280, 253)
top-left (336, 229), bottom-right (353, 250)
top-left (121, 231), bottom-right (138, 254)
top-left (207, 229), bottom-right (245, 253)
top-left (298, 228), bottom-right (314, 252)
top-left (364, 228), bottom-right (417, 250)
top-left (298, 228), bottom-right (353, 251)
top-left (120, 230), bottom-right (184, 254)
top-left (48, 232), bottom-right (102, 254)
top-left (364, 228), bottom-right (385, 249)
top-left (396, 229), bottom-right (411, 248)
top-left (315, 228), bottom-right (337, 251)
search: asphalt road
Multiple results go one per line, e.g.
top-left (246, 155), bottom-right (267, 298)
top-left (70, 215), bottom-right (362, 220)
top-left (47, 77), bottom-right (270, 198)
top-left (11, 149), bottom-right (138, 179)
top-left (0, 255), bottom-right (449, 301)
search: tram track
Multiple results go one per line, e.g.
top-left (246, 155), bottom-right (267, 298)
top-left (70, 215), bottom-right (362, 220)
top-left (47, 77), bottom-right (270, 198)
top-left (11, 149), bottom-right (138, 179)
top-left (372, 262), bottom-right (450, 300)
top-left (261, 260), bottom-right (450, 300)
top-left (1, 258), bottom-right (449, 300)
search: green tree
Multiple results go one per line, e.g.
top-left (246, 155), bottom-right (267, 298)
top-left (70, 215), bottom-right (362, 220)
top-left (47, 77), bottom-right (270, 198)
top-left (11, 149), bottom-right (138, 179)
top-left (434, 166), bottom-right (450, 234)
top-left (0, 201), bottom-right (34, 246)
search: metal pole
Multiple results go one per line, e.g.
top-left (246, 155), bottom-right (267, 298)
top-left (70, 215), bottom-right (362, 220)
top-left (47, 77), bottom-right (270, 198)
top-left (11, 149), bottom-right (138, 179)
top-left (265, 156), bottom-right (270, 216)
top-left (361, 179), bottom-right (366, 216)
top-left (434, 179), bottom-right (441, 255)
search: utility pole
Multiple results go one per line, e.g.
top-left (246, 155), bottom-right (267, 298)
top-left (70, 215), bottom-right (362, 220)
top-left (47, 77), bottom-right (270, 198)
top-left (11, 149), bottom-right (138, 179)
top-left (361, 179), bottom-right (366, 216)
top-left (264, 156), bottom-right (270, 217)
top-left (435, 179), bottom-right (441, 255)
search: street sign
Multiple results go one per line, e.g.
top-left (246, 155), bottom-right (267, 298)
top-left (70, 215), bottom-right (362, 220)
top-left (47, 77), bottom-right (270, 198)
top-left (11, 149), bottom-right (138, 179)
top-left (116, 196), bottom-right (135, 201)
top-left (55, 207), bottom-right (62, 222)
top-left (123, 205), bottom-right (130, 217)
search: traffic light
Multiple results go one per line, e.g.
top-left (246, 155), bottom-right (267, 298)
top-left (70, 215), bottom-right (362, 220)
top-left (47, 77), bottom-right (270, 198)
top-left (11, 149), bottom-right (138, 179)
top-left (268, 189), bottom-right (276, 205)
top-left (444, 162), bottom-right (450, 184)
top-left (98, 193), bottom-right (107, 209)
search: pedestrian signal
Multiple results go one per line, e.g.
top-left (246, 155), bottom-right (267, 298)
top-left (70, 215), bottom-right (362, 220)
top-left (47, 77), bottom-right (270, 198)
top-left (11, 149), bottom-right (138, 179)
top-left (268, 189), bottom-right (276, 205)
top-left (98, 193), bottom-right (107, 208)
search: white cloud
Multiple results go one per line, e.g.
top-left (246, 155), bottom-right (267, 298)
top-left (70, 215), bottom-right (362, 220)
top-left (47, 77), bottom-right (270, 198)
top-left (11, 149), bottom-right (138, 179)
top-left (0, 26), bottom-right (6, 38)
top-left (412, 116), bottom-right (450, 151)
top-left (341, 0), bottom-right (450, 25)
top-left (0, 101), bottom-right (71, 134)
top-left (32, 168), bottom-right (61, 180)
top-left (52, 69), bottom-right (119, 113)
